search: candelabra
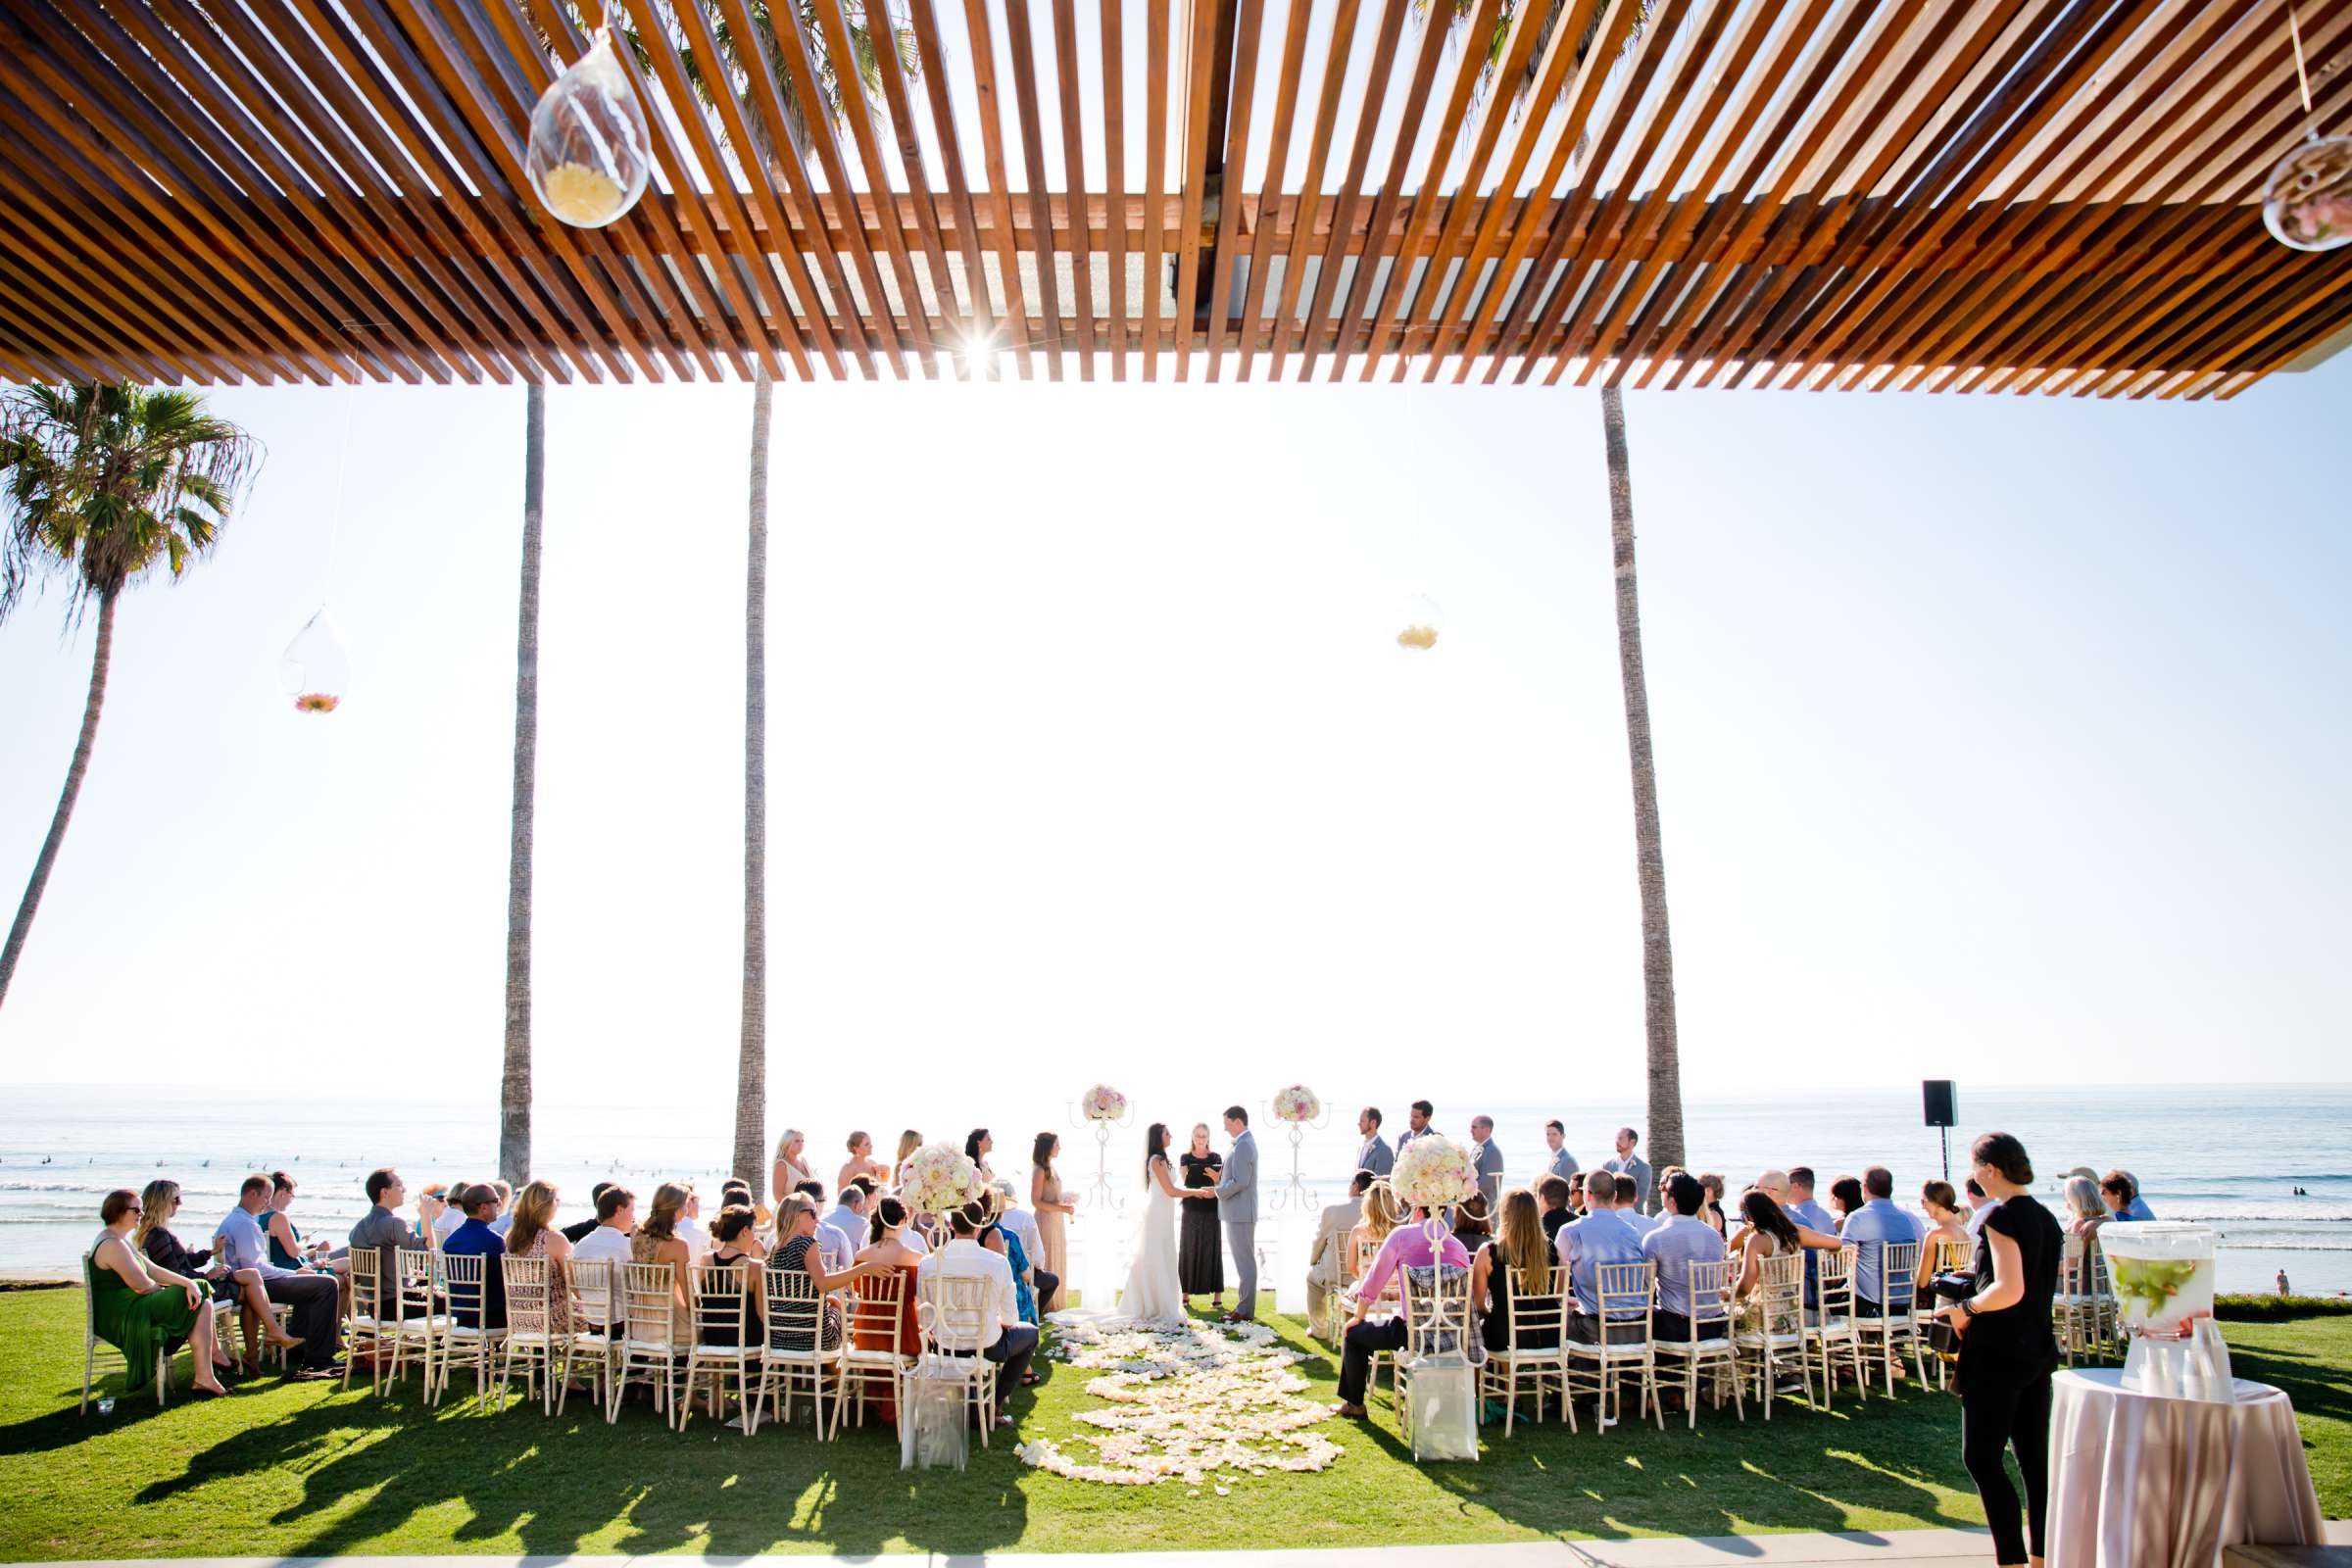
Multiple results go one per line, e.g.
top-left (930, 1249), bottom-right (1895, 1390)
top-left (1264, 1096), bottom-right (1332, 1214)
top-left (1068, 1098), bottom-right (1134, 1214)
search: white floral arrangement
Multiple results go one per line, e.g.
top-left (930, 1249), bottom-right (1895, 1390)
top-left (1081, 1083), bottom-right (1129, 1122)
top-left (1270, 1084), bottom-right (1320, 1124)
top-left (899, 1141), bottom-right (984, 1217)
top-left (1392, 1133), bottom-right (1478, 1211)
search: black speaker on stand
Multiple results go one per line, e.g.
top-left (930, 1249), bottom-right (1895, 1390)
top-left (1924, 1079), bottom-right (1957, 1182)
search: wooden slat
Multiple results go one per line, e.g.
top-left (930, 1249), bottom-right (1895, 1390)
top-left (963, 0), bottom-right (1041, 377)
top-left (913, 0), bottom-right (999, 373)
top-left (1100, 0), bottom-right (1130, 377)
top-left (1265, 0), bottom-right (1370, 377)
top-left (1200, 0), bottom-right (1268, 377)
top-left (1006, 0), bottom-right (1072, 379)
top-left (1169, 0), bottom-right (1224, 378)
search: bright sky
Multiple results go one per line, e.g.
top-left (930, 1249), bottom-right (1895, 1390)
top-left (2, 361), bottom-right (2348, 1107)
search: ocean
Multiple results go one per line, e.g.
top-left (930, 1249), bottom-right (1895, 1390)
top-left (6, 1081), bottom-right (2345, 1298)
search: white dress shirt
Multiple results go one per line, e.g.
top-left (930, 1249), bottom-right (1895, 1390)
top-left (916, 1237), bottom-right (1019, 1350)
top-left (217, 1204), bottom-right (296, 1280)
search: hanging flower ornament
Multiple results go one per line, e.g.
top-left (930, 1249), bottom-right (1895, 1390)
top-left (524, 28), bottom-right (653, 229)
top-left (1396, 592), bottom-right (1443, 651)
top-left (1081, 1084), bottom-right (1130, 1122)
top-left (2263, 6), bottom-right (2352, 253)
top-left (899, 1142), bottom-right (984, 1217)
top-left (1392, 1133), bottom-right (1478, 1212)
top-left (279, 606), bottom-right (350, 714)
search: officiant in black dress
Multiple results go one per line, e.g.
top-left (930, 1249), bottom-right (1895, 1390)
top-left (1178, 1125), bottom-right (1225, 1305)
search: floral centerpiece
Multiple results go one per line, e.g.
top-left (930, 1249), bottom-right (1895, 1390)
top-left (1392, 1134), bottom-right (1477, 1211)
top-left (900, 1142), bottom-right (984, 1217)
top-left (1271, 1084), bottom-right (1320, 1124)
top-left (1081, 1084), bottom-right (1129, 1122)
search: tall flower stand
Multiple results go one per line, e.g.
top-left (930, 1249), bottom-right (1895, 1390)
top-left (1067, 1102), bottom-right (1132, 1319)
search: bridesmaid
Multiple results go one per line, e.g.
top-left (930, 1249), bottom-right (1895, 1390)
top-left (771, 1129), bottom-right (814, 1208)
top-left (1030, 1134), bottom-right (1074, 1313)
top-left (1177, 1123), bottom-right (1225, 1311)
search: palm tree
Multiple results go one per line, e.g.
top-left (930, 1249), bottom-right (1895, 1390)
top-left (501, 382), bottom-right (546, 1186)
top-left (732, 372), bottom-right (770, 1185)
top-left (1599, 383), bottom-right (1683, 1171)
top-left (0, 384), bottom-right (259, 1011)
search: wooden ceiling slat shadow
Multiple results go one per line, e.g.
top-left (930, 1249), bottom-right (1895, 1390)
top-left (3, 0), bottom-right (2347, 393)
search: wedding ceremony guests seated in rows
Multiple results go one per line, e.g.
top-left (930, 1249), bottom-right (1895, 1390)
top-left (1537, 1175), bottom-right (1574, 1242)
top-left (1783, 1167), bottom-right (1836, 1234)
top-left (1554, 1171), bottom-right (1647, 1343)
top-left (505, 1182), bottom-right (578, 1336)
top-left (1840, 1166), bottom-right (1924, 1314)
top-left (1333, 1195), bottom-right (1470, 1417)
top-left (1727, 1189), bottom-right (1841, 1301)
top-left (1306, 1170), bottom-right (1376, 1330)
top-left (633, 1183), bottom-right (695, 1338)
top-left (439, 1183), bottom-right (509, 1330)
top-left (219, 1172), bottom-right (344, 1377)
top-left (2100, 1168), bottom-right (2154, 1221)
top-left (1029, 1134), bottom-right (1071, 1312)
top-left (1543, 1119), bottom-right (1579, 1185)
top-left (822, 1181), bottom-right (871, 1269)
top-left (1828, 1174), bottom-right (1865, 1227)
top-left (571, 1185), bottom-right (636, 1321)
top-left (1452, 1193), bottom-right (1494, 1254)
top-left (1353, 1107), bottom-right (1394, 1178)
top-left (1472, 1190), bottom-right (1560, 1354)
top-left (701, 1206), bottom-right (765, 1347)
top-left (1698, 1174), bottom-right (1729, 1235)
top-left (770, 1195), bottom-right (876, 1352)
top-left (1644, 1172), bottom-right (1730, 1344)
top-left (90, 1188), bottom-right (232, 1397)
top-left (136, 1179), bottom-right (299, 1371)
top-left (853, 1198), bottom-right (926, 1420)
top-left (263, 1172), bottom-right (345, 1278)
top-left (562, 1182), bottom-right (614, 1245)
top-left (917, 1200), bottom-right (1038, 1421)
top-left (1602, 1128), bottom-right (1653, 1212)
top-left (349, 1168), bottom-right (434, 1322)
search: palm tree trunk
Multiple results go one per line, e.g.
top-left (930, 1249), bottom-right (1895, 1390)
top-left (0, 590), bottom-right (117, 1010)
top-left (500, 383), bottom-right (545, 1186)
top-left (1600, 385), bottom-right (1685, 1172)
top-left (731, 369), bottom-right (772, 1184)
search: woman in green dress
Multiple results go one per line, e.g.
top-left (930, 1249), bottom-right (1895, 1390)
top-left (90, 1188), bottom-right (231, 1398)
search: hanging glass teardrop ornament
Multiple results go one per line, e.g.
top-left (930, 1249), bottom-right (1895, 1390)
top-left (280, 608), bottom-right (350, 714)
top-left (2264, 131), bottom-right (2352, 252)
top-left (524, 29), bottom-right (652, 229)
top-left (1396, 593), bottom-right (1443, 651)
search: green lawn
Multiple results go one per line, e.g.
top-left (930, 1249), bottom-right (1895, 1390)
top-left (3, 1286), bottom-right (2344, 1559)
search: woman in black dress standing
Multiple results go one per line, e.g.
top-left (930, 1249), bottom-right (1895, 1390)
top-left (1943, 1130), bottom-right (2063, 1568)
top-left (1177, 1122), bottom-right (1225, 1310)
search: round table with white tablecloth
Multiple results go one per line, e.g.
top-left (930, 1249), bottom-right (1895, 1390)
top-left (2045, 1367), bottom-right (2325, 1568)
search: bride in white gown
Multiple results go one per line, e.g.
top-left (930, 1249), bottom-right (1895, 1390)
top-left (1118, 1122), bottom-right (1194, 1324)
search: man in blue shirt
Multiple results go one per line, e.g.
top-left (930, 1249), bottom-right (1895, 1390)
top-left (1840, 1166), bottom-right (1923, 1313)
top-left (438, 1184), bottom-right (508, 1330)
top-left (1784, 1167), bottom-right (1838, 1235)
top-left (1602, 1129), bottom-right (1654, 1214)
top-left (219, 1172), bottom-right (342, 1376)
top-left (1554, 1171), bottom-right (1648, 1344)
top-left (2101, 1170), bottom-right (2155, 1222)
top-left (1643, 1173), bottom-right (1729, 1343)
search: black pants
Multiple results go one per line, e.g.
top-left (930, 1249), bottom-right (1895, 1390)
top-left (1031, 1270), bottom-right (1059, 1318)
top-left (1339, 1317), bottom-right (1409, 1403)
top-left (1961, 1373), bottom-right (2053, 1565)
top-left (983, 1324), bottom-right (1039, 1389)
top-left (264, 1273), bottom-right (341, 1369)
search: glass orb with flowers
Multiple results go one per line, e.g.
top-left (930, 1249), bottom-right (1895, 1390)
top-left (1393, 1133), bottom-right (1478, 1213)
top-left (1272, 1085), bottom-right (1321, 1124)
top-left (1080, 1084), bottom-right (1129, 1122)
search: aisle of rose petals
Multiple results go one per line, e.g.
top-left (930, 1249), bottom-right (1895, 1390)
top-left (1014, 1317), bottom-right (1347, 1490)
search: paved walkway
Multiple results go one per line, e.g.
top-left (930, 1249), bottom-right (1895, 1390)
top-left (29, 1529), bottom-right (2352, 1568)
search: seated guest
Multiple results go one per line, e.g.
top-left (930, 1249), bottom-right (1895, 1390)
top-left (980, 1191), bottom-right (1045, 1338)
top-left (1827, 1175), bottom-right (1865, 1228)
top-left (717, 1177), bottom-right (770, 1232)
top-left (2100, 1169), bottom-right (2154, 1221)
top-left (915, 1201), bottom-right (1034, 1423)
top-left (1536, 1175), bottom-right (1575, 1244)
top-left (823, 1182), bottom-right (872, 1268)
top-left (428, 1184), bottom-right (466, 1244)
top-left (563, 1182), bottom-right (616, 1245)
top-left (138, 1178), bottom-right (294, 1369)
top-left (264, 1172), bottom-right (343, 1275)
top-left (218, 1173), bottom-right (343, 1378)
top-left (1729, 1189), bottom-right (1844, 1301)
top-left (438, 1184), bottom-right (509, 1330)
top-left (487, 1180), bottom-right (515, 1237)
top-left (91, 1189), bottom-right (230, 1398)
top-left (989, 1179), bottom-right (1056, 1323)
top-left (854, 1198), bottom-right (927, 1420)
top-left (348, 1168), bottom-right (437, 1321)
top-left (796, 1180), bottom-right (857, 1272)
top-left (1452, 1192), bottom-right (1494, 1253)
top-left (1644, 1172), bottom-right (1730, 1342)
top-left (700, 1204), bottom-right (766, 1348)
top-left (2059, 1175), bottom-right (2108, 1290)
top-left (1749, 1169), bottom-right (1790, 1214)
top-left (1784, 1167), bottom-right (1837, 1234)
top-left (1697, 1173), bottom-right (1729, 1237)
top-left (1917, 1179), bottom-right (1973, 1293)
top-left (1474, 1189), bottom-right (1562, 1354)
top-left (769, 1196), bottom-right (879, 1354)
top-left (1307, 1171), bottom-right (1377, 1329)
top-left (1843, 1167), bottom-right (1922, 1314)
top-left (503, 1180), bottom-right (576, 1335)
top-left (630, 1184), bottom-right (695, 1339)
top-left (569, 1185), bottom-right (636, 1331)
top-left (1336, 1200), bottom-right (1470, 1415)
top-left (1609, 1172), bottom-right (1661, 1237)
top-left (674, 1184), bottom-right (711, 1259)
top-left (1555, 1172), bottom-right (1648, 1343)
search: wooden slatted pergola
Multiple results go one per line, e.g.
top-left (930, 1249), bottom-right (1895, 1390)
top-left (2, 0), bottom-right (2348, 394)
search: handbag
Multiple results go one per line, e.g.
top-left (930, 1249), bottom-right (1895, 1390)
top-left (1402, 1353), bottom-right (1480, 1462)
top-left (900, 1360), bottom-right (970, 1471)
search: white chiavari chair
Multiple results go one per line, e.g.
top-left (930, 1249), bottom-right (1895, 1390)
top-left (343, 1248), bottom-right (391, 1394)
top-left (1568, 1260), bottom-right (1661, 1431)
top-left (612, 1260), bottom-right (687, 1426)
top-left (80, 1252), bottom-right (168, 1412)
top-left (1479, 1263), bottom-right (1570, 1438)
top-left (1856, 1241), bottom-right (1928, 1396)
top-left (914, 1271), bottom-right (1002, 1446)
top-left (432, 1251), bottom-right (504, 1410)
top-left (683, 1260), bottom-right (761, 1433)
top-left (837, 1269), bottom-right (912, 1436)
top-left (1805, 1245), bottom-right (1864, 1407)
top-left (496, 1254), bottom-right (565, 1413)
top-left (564, 1256), bottom-right (616, 1416)
top-left (1734, 1250), bottom-right (1812, 1418)
top-left (1652, 1259), bottom-right (1741, 1428)
top-left (385, 1247), bottom-right (446, 1393)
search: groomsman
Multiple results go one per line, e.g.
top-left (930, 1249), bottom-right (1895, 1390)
top-left (1544, 1119), bottom-right (1580, 1184)
top-left (1353, 1108), bottom-right (1395, 1179)
top-left (1469, 1116), bottom-right (1504, 1209)
top-left (1603, 1127), bottom-right (1655, 1213)
top-left (1396, 1100), bottom-right (1436, 1153)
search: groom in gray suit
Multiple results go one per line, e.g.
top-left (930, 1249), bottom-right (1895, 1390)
top-left (1211, 1105), bottom-right (1258, 1321)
